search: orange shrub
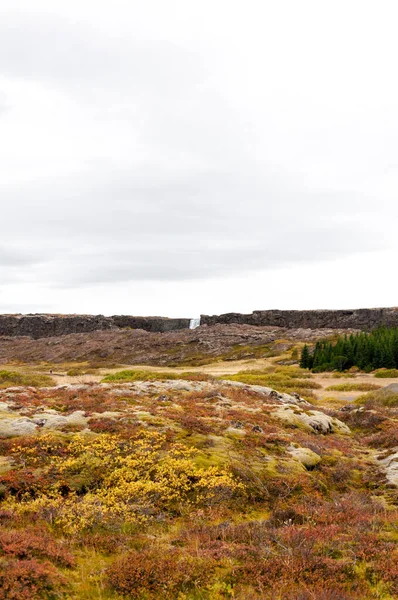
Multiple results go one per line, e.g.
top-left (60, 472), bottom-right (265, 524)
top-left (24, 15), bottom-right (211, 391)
top-left (0, 528), bottom-right (74, 567)
top-left (107, 548), bottom-right (214, 599)
top-left (0, 558), bottom-right (66, 600)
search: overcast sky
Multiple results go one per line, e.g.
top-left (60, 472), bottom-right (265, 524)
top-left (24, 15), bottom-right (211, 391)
top-left (1, 0), bottom-right (398, 317)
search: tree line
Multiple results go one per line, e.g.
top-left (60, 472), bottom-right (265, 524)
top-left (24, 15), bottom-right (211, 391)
top-left (300, 327), bottom-right (398, 372)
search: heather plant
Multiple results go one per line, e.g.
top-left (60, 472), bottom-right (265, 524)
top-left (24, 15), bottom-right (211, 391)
top-left (0, 558), bottom-right (67, 600)
top-left (107, 547), bottom-right (214, 599)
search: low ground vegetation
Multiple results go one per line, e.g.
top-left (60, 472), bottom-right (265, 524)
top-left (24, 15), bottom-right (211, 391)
top-left (221, 367), bottom-right (321, 400)
top-left (0, 373), bottom-right (396, 599)
top-left (102, 370), bottom-right (212, 383)
top-left (325, 383), bottom-right (382, 392)
top-left (0, 370), bottom-right (54, 389)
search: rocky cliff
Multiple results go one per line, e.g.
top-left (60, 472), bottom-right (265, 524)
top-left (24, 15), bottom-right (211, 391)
top-left (201, 308), bottom-right (398, 330)
top-left (0, 314), bottom-right (190, 339)
top-left (2, 308), bottom-right (398, 340)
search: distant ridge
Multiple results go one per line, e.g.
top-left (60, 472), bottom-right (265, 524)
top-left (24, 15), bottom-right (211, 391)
top-left (201, 308), bottom-right (398, 330)
top-left (1, 308), bottom-right (398, 339)
top-left (0, 314), bottom-right (190, 339)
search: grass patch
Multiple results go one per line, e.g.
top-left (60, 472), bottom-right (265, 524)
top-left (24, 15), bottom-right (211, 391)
top-left (331, 371), bottom-right (357, 378)
top-left (325, 383), bottom-right (382, 392)
top-left (0, 370), bottom-right (55, 388)
top-left (66, 367), bottom-right (99, 376)
top-left (220, 344), bottom-right (275, 361)
top-left (101, 370), bottom-right (211, 383)
top-left (273, 366), bottom-right (313, 379)
top-left (374, 369), bottom-right (398, 378)
top-left (356, 388), bottom-right (398, 408)
top-left (220, 370), bottom-right (321, 395)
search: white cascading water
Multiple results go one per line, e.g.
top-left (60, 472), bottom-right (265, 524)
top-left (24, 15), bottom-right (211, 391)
top-left (189, 317), bottom-right (201, 329)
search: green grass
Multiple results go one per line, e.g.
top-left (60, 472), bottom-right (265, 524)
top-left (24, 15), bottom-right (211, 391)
top-left (356, 388), bottom-right (398, 408)
top-left (220, 370), bottom-right (321, 395)
top-left (101, 370), bottom-right (211, 383)
top-left (374, 369), bottom-right (398, 378)
top-left (325, 383), bottom-right (382, 392)
top-left (66, 367), bottom-right (99, 376)
top-left (0, 370), bottom-right (55, 388)
top-left (219, 344), bottom-right (275, 361)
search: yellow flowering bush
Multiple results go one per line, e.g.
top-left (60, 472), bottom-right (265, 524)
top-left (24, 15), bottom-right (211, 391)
top-left (6, 431), bottom-right (242, 534)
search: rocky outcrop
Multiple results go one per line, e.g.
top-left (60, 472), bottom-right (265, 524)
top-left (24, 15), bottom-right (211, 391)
top-left (0, 314), bottom-right (115, 339)
top-left (0, 324), bottom-right (346, 365)
top-left (0, 314), bottom-right (190, 339)
top-left (201, 308), bottom-right (398, 331)
top-left (111, 315), bottom-right (190, 333)
top-left (2, 307), bottom-right (398, 340)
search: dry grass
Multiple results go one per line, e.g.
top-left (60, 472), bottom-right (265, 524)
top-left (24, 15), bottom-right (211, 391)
top-left (101, 369), bottom-right (212, 383)
top-left (0, 370), bottom-right (54, 389)
top-left (326, 383), bottom-right (382, 392)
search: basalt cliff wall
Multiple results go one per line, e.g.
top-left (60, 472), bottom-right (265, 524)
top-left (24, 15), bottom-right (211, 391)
top-left (201, 308), bottom-right (398, 330)
top-left (0, 314), bottom-right (190, 339)
top-left (2, 308), bottom-right (398, 339)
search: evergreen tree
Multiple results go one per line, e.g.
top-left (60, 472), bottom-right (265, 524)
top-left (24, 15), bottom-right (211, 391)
top-left (306, 327), bottom-right (398, 372)
top-left (300, 344), bottom-right (311, 369)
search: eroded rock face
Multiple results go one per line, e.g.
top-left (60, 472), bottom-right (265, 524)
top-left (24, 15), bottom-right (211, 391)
top-left (0, 314), bottom-right (115, 339)
top-left (0, 314), bottom-right (191, 339)
top-left (201, 307), bottom-right (398, 331)
top-left (2, 307), bottom-right (398, 340)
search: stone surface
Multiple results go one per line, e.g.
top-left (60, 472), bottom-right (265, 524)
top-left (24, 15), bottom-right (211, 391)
top-left (288, 445), bottom-right (322, 468)
top-left (271, 405), bottom-right (351, 434)
top-left (0, 417), bottom-right (38, 437)
top-left (379, 448), bottom-right (398, 486)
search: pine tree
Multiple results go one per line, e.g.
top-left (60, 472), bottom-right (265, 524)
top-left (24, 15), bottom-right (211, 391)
top-left (307, 327), bottom-right (398, 372)
top-left (300, 344), bottom-right (311, 369)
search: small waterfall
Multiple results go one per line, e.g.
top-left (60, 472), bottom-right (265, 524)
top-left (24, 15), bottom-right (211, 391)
top-left (189, 317), bottom-right (201, 329)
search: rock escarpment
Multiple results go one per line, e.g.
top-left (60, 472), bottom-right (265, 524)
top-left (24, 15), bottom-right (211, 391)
top-left (201, 308), bottom-right (398, 330)
top-left (0, 314), bottom-right (190, 339)
top-left (2, 307), bottom-right (398, 340)
top-left (111, 315), bottom-right (190, 333)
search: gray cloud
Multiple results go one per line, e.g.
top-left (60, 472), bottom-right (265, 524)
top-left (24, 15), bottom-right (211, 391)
top-left (0, 1), bottom-right (397, 311)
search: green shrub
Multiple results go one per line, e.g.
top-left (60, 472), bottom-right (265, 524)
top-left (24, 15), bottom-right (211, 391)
top-left (374, 369), bottom-right (398, 378)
